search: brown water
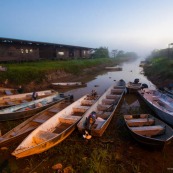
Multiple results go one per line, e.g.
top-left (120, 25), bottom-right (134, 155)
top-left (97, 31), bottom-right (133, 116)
top-left (65, 58), bottom-right (156, 100)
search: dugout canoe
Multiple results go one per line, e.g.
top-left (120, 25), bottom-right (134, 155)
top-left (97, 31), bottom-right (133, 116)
top-left (0, 93), bottom-right (66, 121)
top-left (124, 114), bottom-right (173, 146)
top-left (138, 88), bottom-right (173, 127)
top-left (0, 90), bottom-right (57, 109)
top-left (11, 94), bottom-right (98, 158)
top-left (77, 81), bottom-right (125, 137)
top-left (0, 98), bottom-right (71, 147)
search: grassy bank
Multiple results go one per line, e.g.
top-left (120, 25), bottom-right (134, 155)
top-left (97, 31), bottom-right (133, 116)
top-left (143, 57), bottom-right (173, 87)
top-left (0, 58), bottom-right (124, 86)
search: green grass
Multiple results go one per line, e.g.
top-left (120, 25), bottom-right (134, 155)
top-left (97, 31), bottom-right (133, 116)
top-left (144, 57), bottom-right (173, 80)
top-left (0, 58), bottom-right (121, 85)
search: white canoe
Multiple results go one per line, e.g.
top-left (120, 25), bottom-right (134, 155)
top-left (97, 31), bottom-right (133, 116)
top-left (11, 94), bottom-right (98, 158)
top-left (0, 90), bottom-right (57, 108)
top-left (77, 81), bottom-right (125, 137)
top-left (0, 97), bottom-right (69, 147)
top-left (0, 93), bottom-right (66, 121)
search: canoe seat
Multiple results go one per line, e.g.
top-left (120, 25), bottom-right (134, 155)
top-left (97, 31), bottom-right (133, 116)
top-left (102, 99), bottom-right (115, 105)
top-left (73, 106), bottom-right (90, 113)
top-left (81, 100), bottom-right (95, 106)
top-left (59, 115), bottom-right (81, 124)
top-left (33, 118), bottom-right (46, 123)
top-left (48, 108), bottom-right (60, 113)
top-left (97, 111), bottom-right (111, 119)
top-left (124, 114), bottom-right (149, 120)
top-left (106, 94), bottom-right (118, 99)
top-left (33, 130), bottom-right (57, 144)
top-left (111, 89), bottom-right (123, 94)
top-left (130, 125), bottom-right (165, 137)
top-left (126, 118), bottom-right (155, 127)
top-left (97, 104), bottom-right (111, 111)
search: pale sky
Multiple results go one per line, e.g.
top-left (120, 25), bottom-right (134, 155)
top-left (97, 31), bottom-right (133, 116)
top-left (1, 0), bottom-right (173, 57)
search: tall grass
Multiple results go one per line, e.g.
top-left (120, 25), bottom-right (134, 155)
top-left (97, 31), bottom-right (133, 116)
top-left (144, 57), bottom-right (173, 80)
top-left (0, 58), bottom-right (118, 85)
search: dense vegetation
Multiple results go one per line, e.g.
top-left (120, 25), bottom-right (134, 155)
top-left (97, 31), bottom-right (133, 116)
top-left (144, 55), bottom-right (173, 86)
top-left (0, 58), bottom-right (117, 86)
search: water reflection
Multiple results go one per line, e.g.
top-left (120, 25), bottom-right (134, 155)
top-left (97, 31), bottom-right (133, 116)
top-left (65, 58), bottom-right (156, 100)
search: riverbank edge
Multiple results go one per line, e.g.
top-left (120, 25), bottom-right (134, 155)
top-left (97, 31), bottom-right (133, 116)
top-left (5, 62), bottom-right (117, 92)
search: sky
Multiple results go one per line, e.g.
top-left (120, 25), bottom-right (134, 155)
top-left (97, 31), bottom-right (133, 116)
top-left (1, 0), bottom-right (173, 57)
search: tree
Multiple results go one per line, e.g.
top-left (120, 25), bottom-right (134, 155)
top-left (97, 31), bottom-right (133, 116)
top-left (111, 49), bottom-right (118, 58)
top-left (92, 47), bottom-right (109, 58)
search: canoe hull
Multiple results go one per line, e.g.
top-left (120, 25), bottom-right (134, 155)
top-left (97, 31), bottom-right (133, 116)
top-left (0, 94), bottom-right (65, 121)
top-left (124, 114), bottom-right (173, 147)
top-left (77, 81), bottom-right (125, 137)
top-left (138, 90), bottom-right (173, 126)
top-left (12, 122), bottom-right (77, 158)
top-left (12, 94), bottom-right (98, 158)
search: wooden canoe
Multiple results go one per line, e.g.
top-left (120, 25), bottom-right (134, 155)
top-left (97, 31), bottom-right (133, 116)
top-left (138, 88), bottom-right (173, 126)
top-left (11, 94), bottom-right (98, 158)
top-left (105, 66), bottom-right (122, 71)
top-left (0, 90), bottom-right (57, 109)
top-left (77, 81), bottom-right (125, 137)
top-left (0, 87), bottom-right (18, 97)
top-left (0, 98), bottom-right (71, 147)
top-left (124, 114), bottom-right (173, 146)
top-left (0, 93), bottom-right (66, 121)
top-left (51, 82), bottom-right (87, 89)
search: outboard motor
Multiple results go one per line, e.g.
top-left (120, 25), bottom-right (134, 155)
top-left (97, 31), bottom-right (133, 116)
top-left (141, 83), bottom-right (148, 89)
top-left (134, 78), bottom-right (139, 84)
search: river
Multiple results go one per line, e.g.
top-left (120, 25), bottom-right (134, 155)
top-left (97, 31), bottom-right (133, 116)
top-left (65, 58), bottom-right (156, 100)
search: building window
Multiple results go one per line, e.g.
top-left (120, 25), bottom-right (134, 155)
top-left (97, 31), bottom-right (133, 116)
top-left (30, 49), bottom-right (33, 53)
top-left (83, 50), bottom-right (86, 55)
top-left (58, 52), bottom-right (64, 56)
top-left (25, 49), bottom-right (29, 53)
top-left (21, 49), bottom-right (24, 53)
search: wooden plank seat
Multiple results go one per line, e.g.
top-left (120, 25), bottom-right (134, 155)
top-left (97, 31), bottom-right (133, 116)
top-left (124, 114), bottom-right (149, 120)
top-left (102, 99), bottom-right (115, 105)
top-left (97, 104), bottom-right (111, 111)
top-left (130, 125), bottom-right (165, 137)
top-left (126, 118), bottom-right (155, 127)
top-left (97, 111), bottom-right (111, 119)
top-left (33, 130), bottom-right (57, 144)
top-left (59, 115), bottom-right (81, 124)
top-left (81, 100), bottom-right (95, 106)
top-left (111, 89), bottom-right (123, 94)
top-left (32, 118), bottom-right (46, 123)
top-left (73, 105), bottom-right (90, 113)
top-left (106, 94), bottom-right (119, 99)
top-left (48, 108), bottom-right (60, 113)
